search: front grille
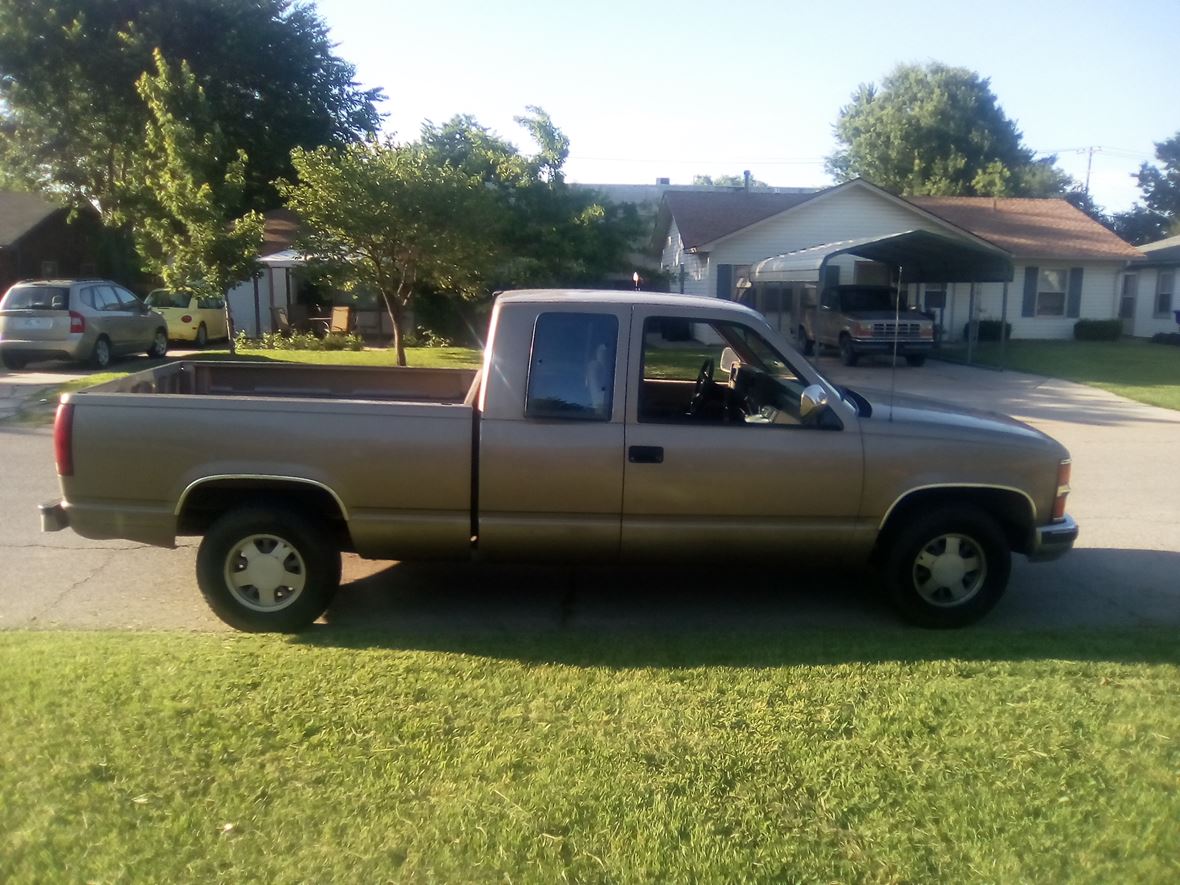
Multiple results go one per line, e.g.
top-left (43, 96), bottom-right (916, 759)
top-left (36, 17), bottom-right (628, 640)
top-left (870, 321), bottom-right (922, 337)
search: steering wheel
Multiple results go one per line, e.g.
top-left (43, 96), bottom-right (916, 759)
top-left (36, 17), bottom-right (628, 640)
top-left (688, 358), bottom-right (715, 416)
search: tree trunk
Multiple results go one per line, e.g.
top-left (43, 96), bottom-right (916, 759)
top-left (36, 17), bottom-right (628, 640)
top-left (223, 296), bottom-right (237, 356)
top-left (381, 290), bottom-right (406, 366)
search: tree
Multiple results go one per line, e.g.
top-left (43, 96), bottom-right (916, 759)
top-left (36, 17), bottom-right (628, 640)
top-left (119, 51), bottom-right (264, 352)
top-left (692, 173), bottom-right (770, 189)
top-left (1106, 132), bottom-right (1180, 246)
top-left (0, 0), bottom-right (381, 218)
top-left (826, 62), bottom-right (1068, 197)
top-left (279, 140), bottom-right (498, 366)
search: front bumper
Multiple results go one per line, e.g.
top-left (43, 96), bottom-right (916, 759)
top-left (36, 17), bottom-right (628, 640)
top-left (40, 499), bottom-right (70, 532)
top-left (848, 338), bottom-right (933, 354)
top-left (1028, 513), bottom-right (1078, 562)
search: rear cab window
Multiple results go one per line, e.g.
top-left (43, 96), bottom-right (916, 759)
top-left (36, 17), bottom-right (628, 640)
top-left (0, 285), bottom-right (70, 311)
top-left (525, 312), bottom-right (618, 421)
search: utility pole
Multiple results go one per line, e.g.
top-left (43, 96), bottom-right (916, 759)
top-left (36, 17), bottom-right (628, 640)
top-left (1082, 146), bottom-right (1101, 196)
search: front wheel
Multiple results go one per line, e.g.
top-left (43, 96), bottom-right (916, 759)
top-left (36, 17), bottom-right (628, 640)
top-left (196, 507), bottom-right (341, 632)
top-left (799, 327), bottom-right (815, 356)
top-left (838, 335), bottom-right (859, 366)
top-left (883, 506), bottom-right (1011, 628)
top-left (148, 328), bottom-right (168, 358)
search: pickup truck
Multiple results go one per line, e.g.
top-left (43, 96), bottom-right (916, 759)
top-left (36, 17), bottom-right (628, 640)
top-left (801, 284), bottom-right (935, 367)
top-left (41, 289), bottom-right (1077, 631)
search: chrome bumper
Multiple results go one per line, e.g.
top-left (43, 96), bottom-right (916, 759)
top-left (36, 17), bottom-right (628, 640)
top-left (39, 500), bottom-right (69, 533)
top-left (1028, 514), bottom-right (1078, 562)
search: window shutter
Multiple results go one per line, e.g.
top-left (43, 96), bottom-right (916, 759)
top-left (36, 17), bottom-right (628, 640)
top-left (1067, 267), bottom-right (1084, 318)
top-left (715, 263), bottom-right (732, 299)
top-left (823, 264), bottom-right (841, 290)
top-left (1022, 266), bottom-right (1038, 317)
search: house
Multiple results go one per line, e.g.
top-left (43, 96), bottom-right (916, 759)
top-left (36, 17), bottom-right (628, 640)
top-left (654, 179), bottom-right (1145, 341)
top-left (0, 191), bottom-right (103, 293)
top-left (1127, 234), bottom-right (1180, 337)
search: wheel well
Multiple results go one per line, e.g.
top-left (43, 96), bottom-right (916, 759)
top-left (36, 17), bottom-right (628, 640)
top-left (877, 487), bottom-right (1035, 556)
top-left (177, 479), bottom-right (353, 551)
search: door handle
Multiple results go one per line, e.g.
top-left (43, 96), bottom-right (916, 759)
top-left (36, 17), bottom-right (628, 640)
top-left (628, 445), bottom-right (664, 464)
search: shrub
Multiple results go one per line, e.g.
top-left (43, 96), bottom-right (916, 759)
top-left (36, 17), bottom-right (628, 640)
top-left (235, 330), bottom-right (364, 352)
top-left (1150, 332), bottom-right (1180, 347)
top-left (1074, 319), bottom-right (1123, 341)
top-left (962, 319), bottom-right (1011, 342)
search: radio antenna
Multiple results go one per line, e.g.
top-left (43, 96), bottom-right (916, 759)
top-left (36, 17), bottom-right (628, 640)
top-left (889, 265), bottom-right (903, 422)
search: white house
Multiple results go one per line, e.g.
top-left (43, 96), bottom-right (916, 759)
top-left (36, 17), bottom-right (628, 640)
top-left (655, 179), bottom-right (1145, 340)
top-left (1127, 234), bottom-right (1179, 337)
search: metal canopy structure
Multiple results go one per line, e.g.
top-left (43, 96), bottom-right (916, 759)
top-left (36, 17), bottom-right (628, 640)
top-left (750, 229), bottom-right (1013, 285)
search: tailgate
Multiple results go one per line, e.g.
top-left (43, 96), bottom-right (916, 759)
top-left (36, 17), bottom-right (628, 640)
top-left (0, 309), bottom-right (74, 341)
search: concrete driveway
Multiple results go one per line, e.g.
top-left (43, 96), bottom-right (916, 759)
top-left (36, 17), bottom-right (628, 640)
top-left (1, 357), bottom-right (1177, 633)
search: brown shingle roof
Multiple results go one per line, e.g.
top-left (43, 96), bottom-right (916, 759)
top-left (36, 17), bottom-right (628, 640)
top-left (0, 191), bottom-right (61, 246)
top-left (1139, 233), bottom-right (1180, 264)
top-left (664, 190), bottom-right (818, 249)
top-left (907, 196), bottom-right (1142, 261)
top-left (261, 208), bottom-right (301, 256)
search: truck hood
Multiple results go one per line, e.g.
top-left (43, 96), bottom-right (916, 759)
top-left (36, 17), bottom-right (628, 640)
top-left (852, 387), bottom-right (1058, 447)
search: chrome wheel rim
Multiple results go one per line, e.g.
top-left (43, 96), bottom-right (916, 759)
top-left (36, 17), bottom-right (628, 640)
top-left (912, 533), bottom-right (986, 607)
top-left (224, 533), bottom-right (307, 612)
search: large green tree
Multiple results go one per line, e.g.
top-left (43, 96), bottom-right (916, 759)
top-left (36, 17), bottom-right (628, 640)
top-left (279, 139), bottom-right (498, 366)
top-left (119, 51), bottom-right (264, 351)
top-left (0, 0), bottom-right (381, 218)
top-left (826, 62), bottom-right (1069, 197)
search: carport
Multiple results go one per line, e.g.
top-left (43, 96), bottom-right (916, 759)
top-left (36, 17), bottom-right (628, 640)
top-left (750, 229), bottom-right (1015, 366)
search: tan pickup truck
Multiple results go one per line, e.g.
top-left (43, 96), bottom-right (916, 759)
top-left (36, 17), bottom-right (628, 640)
top-left (41, 289), bottom-right (1077, 631)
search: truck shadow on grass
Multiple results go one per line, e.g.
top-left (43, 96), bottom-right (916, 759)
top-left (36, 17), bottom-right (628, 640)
top-left (291, 548), bottom-right (1180, 667)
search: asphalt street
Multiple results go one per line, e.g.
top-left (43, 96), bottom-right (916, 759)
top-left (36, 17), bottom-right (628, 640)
top-left (1, 356), bottom-right (1178, 634)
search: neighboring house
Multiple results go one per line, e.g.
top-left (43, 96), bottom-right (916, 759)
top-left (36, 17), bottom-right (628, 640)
top-left (1127, 234), bottom-right (1180, 337)
top-left (655, 178), bottom-right (1145, 340)
top-left (0, 191), bottom-right (103, 293)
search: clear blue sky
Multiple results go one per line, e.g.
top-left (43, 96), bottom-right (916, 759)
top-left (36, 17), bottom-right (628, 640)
top-left (317, 0), bottom-right (1179, 213)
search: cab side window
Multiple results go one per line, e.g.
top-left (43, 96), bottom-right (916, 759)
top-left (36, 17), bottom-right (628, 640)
top-left (525, 312), bottom-right (617, 421)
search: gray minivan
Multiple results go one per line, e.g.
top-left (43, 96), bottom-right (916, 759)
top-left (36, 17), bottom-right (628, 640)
top-left (0, 279), bottom-right (168, 370)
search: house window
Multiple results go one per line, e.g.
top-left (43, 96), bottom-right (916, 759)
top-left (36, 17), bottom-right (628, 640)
top-left (1036, 269), bottom-right (1068, 317)
top-left (1156, 271), bottom-right (1174, 317)
top-left (40, 260), bottom-right (59, 278)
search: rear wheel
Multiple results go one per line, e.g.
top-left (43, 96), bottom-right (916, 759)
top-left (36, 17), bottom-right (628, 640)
top-left (1, 351), bottom-right (28, 371)
top-left (148, 328), bottom-right (168, 358)
top-left (195, 323), bottom-right (208, 348)
top-left (883, 506), bottom-right (1011, 628)
top-left (838, 335), bottom-right (859, 366)
top-left (196, 506), bottom-right (341, 632)
top-left (90, 336), bottom-right (112, 369)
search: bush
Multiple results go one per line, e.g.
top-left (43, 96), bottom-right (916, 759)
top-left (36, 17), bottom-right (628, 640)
top-left (1074, 319), bottom-right (1123, 341)
top-left (1150, 332), bottom-right (1180, 347)
top-left (962, 320), bottom-right (1011, 342)
top-left (234, 330), bottom-right (365, 352)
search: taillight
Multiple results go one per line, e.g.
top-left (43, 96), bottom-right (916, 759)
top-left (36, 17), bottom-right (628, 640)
top-left (1052, 460), bottom-right (1071, 520)
top-left (180, 315), bottom-right (192, 324)
top-left (54, 401), bottom-right (75, 476)
top-left (69, 311), bottom-right (85, 334)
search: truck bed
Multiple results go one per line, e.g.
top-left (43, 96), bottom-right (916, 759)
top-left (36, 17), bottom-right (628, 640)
top-left (89, 360), bottom-right (480, 404)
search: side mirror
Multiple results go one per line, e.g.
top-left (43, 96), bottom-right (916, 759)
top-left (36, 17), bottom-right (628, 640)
top-left (718, 346), bottom-right (739, 373)
top-left (799, 384), bottom-right (830, 420)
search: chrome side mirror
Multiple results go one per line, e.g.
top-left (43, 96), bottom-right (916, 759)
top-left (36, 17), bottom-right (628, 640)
top-left (800, 384), bottom-right (830, 420)
top-left (718, 346), bottom-right (738, 373)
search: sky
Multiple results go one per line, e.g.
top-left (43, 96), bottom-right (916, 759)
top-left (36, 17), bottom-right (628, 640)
top-left (316, 0), bottom-right (1179, 214)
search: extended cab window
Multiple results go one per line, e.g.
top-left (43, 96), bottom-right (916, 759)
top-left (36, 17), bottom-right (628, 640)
top-left (525, 312), bottom-right (617, 421)
top-left (639, 317), bottom-right (811, 426)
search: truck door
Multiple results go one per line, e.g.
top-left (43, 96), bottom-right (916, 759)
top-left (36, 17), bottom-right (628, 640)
top-left (477, 303), bottom-right (630, 561)
top-left (621, 308), bottom-right (863, 559)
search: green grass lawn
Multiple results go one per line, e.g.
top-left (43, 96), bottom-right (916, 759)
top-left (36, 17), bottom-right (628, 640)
top-left (2, 629), bottom-right (1177, 882)
top-left (942, 338), bottom-right (1180, 410)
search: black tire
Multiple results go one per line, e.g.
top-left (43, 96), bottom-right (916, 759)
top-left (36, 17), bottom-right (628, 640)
top-left (905, 354), bottom-right (926, 367)
top-left (1, 351), bottom-right (28, 371)
top-left (90, 336), bottom-right (112, 369)
top-left (195, 323), bottom-right (208, 348)
top-left (147, 328), bottom-right (168, 358)
top-left (196, 506), bottom-right (341, 632)
top-left (883, 506), bottom-right (1011, 628)
top-left (799, 327), bottom-right (815, 356)
top-left (838, 335), bottom-right (859, 367)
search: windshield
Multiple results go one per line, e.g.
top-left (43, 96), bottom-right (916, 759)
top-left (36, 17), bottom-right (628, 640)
top-left (0, 285), bottom-right (70, 311)
top-left (145, 290), bottom-right (191, 309)
top-left (839, 288), bottom-right (896, 311)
